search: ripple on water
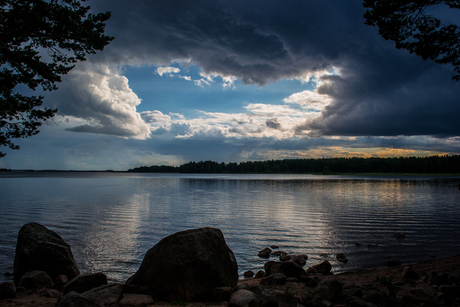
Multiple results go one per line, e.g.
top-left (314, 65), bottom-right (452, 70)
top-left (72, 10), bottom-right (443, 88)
top-left (1, 173), bottom-right (460, 282)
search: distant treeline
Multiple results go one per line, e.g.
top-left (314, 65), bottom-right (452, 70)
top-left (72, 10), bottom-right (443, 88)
top-left (128, 155), bottom-right (460, 174)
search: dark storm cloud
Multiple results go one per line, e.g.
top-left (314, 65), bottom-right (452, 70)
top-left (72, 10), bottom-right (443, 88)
top-left (91, 0), bottom-right (367, 83)
top-left (86, 0), bottom-right (460, 139)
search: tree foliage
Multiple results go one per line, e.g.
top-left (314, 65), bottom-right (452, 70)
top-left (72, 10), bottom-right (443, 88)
top-left (128, 155), bottom-right (460, 174)
top-left (0, 0), bottom-right (113, 157)
top-left (363, 0), bottom-right (460, 80)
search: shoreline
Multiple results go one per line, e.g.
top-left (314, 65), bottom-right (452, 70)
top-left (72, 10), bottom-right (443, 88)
top-left (2, 253), bottom-right (459, 306)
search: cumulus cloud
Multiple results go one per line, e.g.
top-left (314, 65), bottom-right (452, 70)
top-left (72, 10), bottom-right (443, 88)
top-left (51, 63), bottom-right (151, 140)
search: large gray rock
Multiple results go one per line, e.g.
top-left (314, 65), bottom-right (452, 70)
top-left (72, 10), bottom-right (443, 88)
top-left (64, 272), bottom-right (108, 294)
top-left (13, 222), bottom-right (80, 284)
top-left (126, 227), bottom-right (238, 301)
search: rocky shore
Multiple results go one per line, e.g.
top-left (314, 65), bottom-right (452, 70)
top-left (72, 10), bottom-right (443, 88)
top-left (1, 223), bottom-right (459, 307)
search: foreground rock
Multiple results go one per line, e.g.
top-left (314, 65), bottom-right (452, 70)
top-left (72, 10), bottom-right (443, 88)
top-left (13, 222), bottom-right (80, 284)
top-left (64, 272), bottom-right (108, 294)
top-left (126, 227), bottom-right (238, 301)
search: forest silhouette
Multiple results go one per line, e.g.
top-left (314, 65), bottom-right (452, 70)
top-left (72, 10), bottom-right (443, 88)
top-left (128, 155), bottom-right (460, 174)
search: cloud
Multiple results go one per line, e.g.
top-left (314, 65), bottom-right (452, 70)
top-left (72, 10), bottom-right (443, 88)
top-left (15, 0), bottom-right (457, 169)
top-left (80, 0), bottom-right (460, 141)
top-left (156, 66), bottom-right (180, 76)
top-left (50, 63), bottom-right (151, 140)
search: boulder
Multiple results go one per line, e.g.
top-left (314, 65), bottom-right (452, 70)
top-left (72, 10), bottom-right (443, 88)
top-left (126, 227), bottom-right (238, 301)
top-left (336, 253), bottom-right (348, 263)
top-left (18, 270), bottom-right (53, 289)
top-left (266, 261), bottom-right (307, 279)
top-left (64, 272), bottom-right (108, 294)
top-left (0, 282), bottom-right (16, 299)
top-left (55, 291), bottom-right (100, 307)
top-left (258, 247), bottom-right (272, 258)
top-left (13, 222), bottom-right (80, 284)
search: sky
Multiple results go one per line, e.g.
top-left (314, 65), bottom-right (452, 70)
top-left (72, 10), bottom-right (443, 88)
top-left (2, 0), bottom-right (460, 170)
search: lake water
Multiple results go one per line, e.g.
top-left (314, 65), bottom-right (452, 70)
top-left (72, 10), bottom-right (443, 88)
top-left (1, 172), bottom-right (460, 283)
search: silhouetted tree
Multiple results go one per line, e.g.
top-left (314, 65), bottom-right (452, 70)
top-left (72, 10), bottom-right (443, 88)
top-left (363, 0), bottom-right (460, 80)
top-left (0, 0), bottom-right (113, 157)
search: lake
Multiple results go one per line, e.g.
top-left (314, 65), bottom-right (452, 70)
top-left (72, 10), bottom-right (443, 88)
top-left (1, 172), bottom-right (460, 283)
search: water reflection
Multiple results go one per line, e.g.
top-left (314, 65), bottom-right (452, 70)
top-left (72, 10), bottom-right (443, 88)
top-left (0, 173), bottom-right (459, 283)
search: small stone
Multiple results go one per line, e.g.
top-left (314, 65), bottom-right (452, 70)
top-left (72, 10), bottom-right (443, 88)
top-left (0, 282), bottom-right (16, 299)
top-left (260, 296), bottom-right (279, 307)
top-left (55, 275), bottom-right (68, 285)
top-left (272, 250), bottom-right (287, 256)
top-left (428, 271), bottom-right (440, 285)
top-left (258, 247), bottom-right (272, 258)
top-left (336, 253), bottom-right (348, 263)
top-left (354, 242), bottom-right (362, 246)
top-left (18, 270), bottom-right (53, 289)
top-left (279, 254), bottom-right (291, 261)
top-left (439, 285), bottom-right (460, 297)
top-left (270, 245), bottom-right (279, 249)
top-left (229, 289), bottom-right (258, 307)
top-left (260, 273), bottom-right (287, 286)
top-left (43, 289), bottom-right (59, 298)
top-left (402, 266), bottom-right (420, 280)
top-left (367, 243), bottom-right (378, 247)
top-left (301, 277), bottom-right (319, 288)
top-left (254, 270), bottom-right (266, 279)
top-left (387, 258), bottom-right (401, 267)
top-left (394, 232), bottom-right (406, 238)
top-left (409, 288), bottom-right (432, 298)
top-left (306, 260), bottom-right (332, 275)
top-left (119, 293), bottom-right (155, 306)
top-left (243, 270), bottom-right (255, 278)
top-left (213, 286), bottom-right (235, 301)
top-left (291, 255), bottom-right (307, 267)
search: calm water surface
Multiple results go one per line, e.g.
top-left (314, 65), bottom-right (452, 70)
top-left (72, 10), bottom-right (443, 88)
top-left (1, 172), bottom-right (459, 283)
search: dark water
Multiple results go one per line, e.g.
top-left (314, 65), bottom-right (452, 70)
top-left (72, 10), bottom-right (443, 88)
top-left (1, 172), bottom-right (460, 283)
